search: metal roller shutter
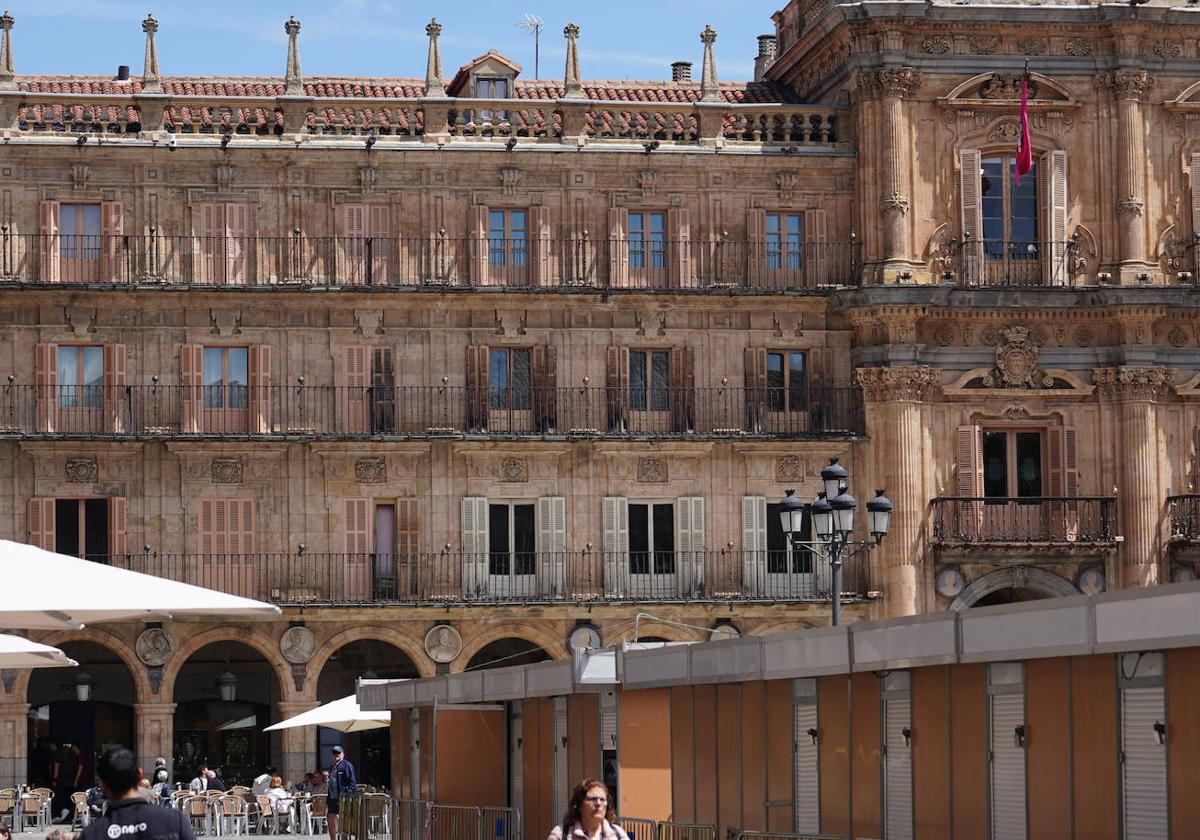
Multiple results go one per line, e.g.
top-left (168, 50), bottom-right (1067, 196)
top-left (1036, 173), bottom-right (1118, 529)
top-left (794, 680), bottom-right (819, 835)
top-left (883, 697), bottom-right (912, 840)
top-left (409, 708), bottom-right (421, 799)
top-left (989, 693), bottom-right (1026, 840)
top-left (510, 701), bottom-right (524, 810)
top-left (600, 690), bottom-right (618, 753)
top-left (553, 697), bottom-right (569, 818)
top-left (1121, 685), bottom-right (1167, 839)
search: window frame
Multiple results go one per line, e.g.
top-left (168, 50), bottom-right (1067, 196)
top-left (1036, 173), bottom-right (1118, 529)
top-left (488, 346), bottom-right (533, 411)
top-left (53, 497), bottom-right (110, 562)
top-left (627, 210), bottom-right (667, 273)
top-left (58, 202), bottom-right (102, 266)
top-left (628, 348), bottom-right (671, 414)
top-left (980, 153), bottom-right (1039, 254)
top-left (487, 500), bottom-right (537, 577)
top-left (628, 500), bottom-right (676, 576)
top-left (488, 209), bottom-right (529, 269)
top-left (765, 212), bottom-right (804, 271)
top-left (980, 426), bottom-right (1046, 500)
top-left (55, 344), bottom-right (105, 410)
top-left (766, 350), bottom-right (807, 413)
top-left (202, 346), bottom-right (250, 414)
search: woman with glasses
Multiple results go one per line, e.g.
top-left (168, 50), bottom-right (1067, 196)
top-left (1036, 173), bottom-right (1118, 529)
top-left (547, 780), bottom-right (628, 840)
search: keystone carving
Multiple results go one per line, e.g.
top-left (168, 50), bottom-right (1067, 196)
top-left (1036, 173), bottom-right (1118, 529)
top-left (983, 326), bottom-right (1051, 389)
top-left (65, 458), bottom-right (98, 483)
top-left (500, 457), bottom-right (528, 483)
top-left (211, 458), bottom-right (244, 483)
top-left (980, 75), bottom-right (1038, 101)
top-left (1093, 367), bottom-right (1174, 401)
top-left (855, 366), bottom-right (940, 402)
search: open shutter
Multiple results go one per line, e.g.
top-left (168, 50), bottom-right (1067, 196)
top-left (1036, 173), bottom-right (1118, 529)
top-left (959, 148), bottom-right (983, 282)
top-left (607, 207), bottom-right (629, 288)
top-left (100, 201), bottom-right (124, 284)
top-left (1121, 685), bottom-right (1168, 839)
top-left (340, 204), bottom-right (367, 286)
top-left (461, 497), bottom-right (489, 596)
top-left (470, 205), bottom-right (489, 286)
top-left (794, 681), bottom-right (820, 834)
top-left (27, 498), bottom-right (56, 551)
top-left (744, 348), bottom-right (767, 433)
top-left (669, 346), bottom-right (695, 433)
top-left (344, 345), bottom-right (368, 435)
top-left (668, 206), bottom-right (692, 288)
top-left (1042, 150), bottom-right (1068, 286)
top-left (396, 498), bottom-right (419, 598)
top-left (248, 345), bottom-right (271, 434)
top-left (529, 206), bottom-right (552, 286)
top-left (35, 343), bottom-right (58, 434)
top-left (1191, 153), bottom-right (1200, 245)
top-left (677, 496), bottom-right (705, 597)
top-left (39, 200), bottom-right (60, 283)
top-left (746, 208), bottom-right (766, 288)
top-left (104, 343), bottom-right (127, 433)
top-left (225, 203), bottom-right (249, 285)
top-left (108, 497), bottom-right (127, 561)
top-left (180, 344), bottom-right (204, 434)
top-left (803, 208), bottom-right (828, 288)
top-left (1047, 426), bottom-right (1079, 540)
top-left (606, 346), bottom-right (629, 433)
top-left (369, 204), bottom-right (391, 286)
top-left (955, 425), bottom-right (983, 540)
top-left (465, 345), bottom-right (489, 432)
top-left (1193, 426), bottom-right (1200, 490)
top-left (602, 497), bottom-right (628, 597)
top-left (742, 496), bottom-right (767, 597)
top-left (198, 203), bottom-right (224, 285)
top-left (531, 344), bottom-right (557, 433)
top-left (537, 496), bottom-right (567, 597)
top-left (806, 347), bottom-right (833, 411)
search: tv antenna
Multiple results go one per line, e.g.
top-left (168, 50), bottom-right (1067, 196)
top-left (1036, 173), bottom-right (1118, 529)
top-left (516, 14), bottom-right (544, 79)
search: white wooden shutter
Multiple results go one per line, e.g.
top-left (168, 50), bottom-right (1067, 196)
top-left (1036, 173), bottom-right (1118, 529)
top-left (989, 692), bottom-right (1027, 840)
top-left (742, 496), bottom-right (767, 597)
top-left (602, 497), bottom-right (628, 597)
top-left (1042, 149), bottom-right (1068, 286)
top-left (537, 496), bottom-right (567, 597)
top-left (883, 697), bottom-right (913, 840)
top-left (509, 702), bottom-right (524, 812)
top-left (552, 696), bottom-right (569, 819)
top-left (677, 496), bottom-right (705, 597)
top-left (959, 148), bottom-right (982, 283)
top-left (461, 497), bottom-right (489, 597)
top-left (793, 679), bottom-right (819, 835)
top-left (1121, 685), bottom-right (1167, 839)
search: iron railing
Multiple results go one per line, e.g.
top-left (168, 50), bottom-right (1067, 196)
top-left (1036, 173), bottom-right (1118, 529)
top-left (388, 800), bottom-right (520, 840)
top-left (948, 238), bottom-right (1086, 287)
top-left (108, 550), bottom-right (875, 605)
top-left (1168, 495), bottom-right (1200, 541)
top-left (0, 385), bottom-right (865, 439)
top-left (930, 496), bottom-right (1117, 546)
top-left (0, 234), bottom-right (861, 291)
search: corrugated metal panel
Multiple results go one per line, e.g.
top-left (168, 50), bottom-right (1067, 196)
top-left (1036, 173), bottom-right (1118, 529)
top-left (509, 701), bottom-right (524, 810)
top-left (553, 696), bottom-right (569, 818)
top-left (409, 708), bottom-right (421, 799)
top-left (794, 695), bottom-right (820, 834)
top-left (600, 690), bottom-right (618, 752)
top-left (989, 693), bottom-right (1026, 840)
top-left (883, 697), bottom-right (912, 840)
top-left (1121, 686), bottom-right (1167, 840)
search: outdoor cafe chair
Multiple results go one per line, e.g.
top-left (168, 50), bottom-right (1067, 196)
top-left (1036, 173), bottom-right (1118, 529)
top-left (70, 791), bottom-right (89, 829)
top-left (0, 790), bottom-right (15, 829)
top-left (220, 795), bottom-right (250, 836)
top-left (18, 794), bottom-right (41, 831)
top-left (183, 796), bottom-right (209, 835)
top-left (29, 788), bottom-right (52, 828)
top-left (306, 794), bottom-right (328, 836)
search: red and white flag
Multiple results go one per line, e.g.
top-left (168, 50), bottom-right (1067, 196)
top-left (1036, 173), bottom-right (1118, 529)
top-left (1014, 69), bottom-right (1033, 185)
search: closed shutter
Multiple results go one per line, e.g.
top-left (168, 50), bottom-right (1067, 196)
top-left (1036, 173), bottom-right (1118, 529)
top-left (1121, 685), bottom-right (1167, 839)
top-left (677, 496), bottom-right (705, 596)
top-left (742, 496), bottom-right (767, 597)
top-left (370, 204), bottom-right (391, 285)
top-left (744, 348), bottom-right (767, 432)
top-left (108, 497), bottom-right (127, 560)
top-left (608, 207), bottom-right (629, 288)
top-left (100, 201), bottom-right (124, 283)
top-left (39, 200), bottom-right (61, 283)
top-left (668, 206), bottom-right (692, 288)
top-left (531, 344), bottom-right (557, 433)
top-left (27, 498), bottom-right (56, 551)
top-left (803, 208), bottom-right (827, 288)
top-left (606, 346), bottom-right (629, 433)
top-left (199, 499), bottom-right (214, 554)
top-left (199, 498), bottom-right (255, 556)
top-left (602, 497), bottom-right (629, 597)
top-left (669, 346), bottom-right (695, 432)
top-left (35, 343), bottom-right (58, 434)
top-left (470, 205), bottom-right (489, 285)
top-left (180, 344), bottom-right (204, 434)
top-left (230, 499), bottom-right (255, 555)
top-left (959, 148), bottom-right (983, 282)
top-left (883, 697), bottom-right (913, 840)
top-left (225, 202), bottom-right (249, 285)
top-left (1046, 427), bottom-right (1079, 540)
top-left (396, 498), bottom-right (419, 598)
top-left (746, 208), bottom-right (766, 287)
top-left (103, 343), bottom-right (127, 434)
top-left (1041, 150), bottom-right (1068, 286)
top-left (248, 345), bottom-right (271, 434)
top-left (466, 345), bottom-right (490, 432)
top-left (793, 684), bottom-right (820, 835)
top-left (552, 696), bottom-right (569, 819)
top-left (1192, 153), bottom-right (1200, 243)
top-left (341, 204), bottom-right (367, 286)
top-left (344, 498), bottom-right (370, 557)
top-left (989, 693), bottom-right (1027, 840)
top-left (345, 345), bottom-right (369, 434)
top-left (537, 496), bottom-right (567, 597)
top-left (461, 497), bottom-right (489, 596)
top-left (199, 203), bottom-right (226, 285)
top-left (509, 702), bottom-right (524, 812)
top-left (599, 690), bottom-right (618, 752)
top-left (409, 708), bottom-right (422, 801)
top-left (529, 205), bottom-right (552, 286)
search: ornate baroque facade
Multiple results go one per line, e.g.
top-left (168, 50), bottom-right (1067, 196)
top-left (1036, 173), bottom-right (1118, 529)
top-left (1, 0), bottom-right (1199, 786)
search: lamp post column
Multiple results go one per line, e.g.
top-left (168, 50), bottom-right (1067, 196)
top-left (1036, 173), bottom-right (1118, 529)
top-left (830, 537), bottom-right (843, 626)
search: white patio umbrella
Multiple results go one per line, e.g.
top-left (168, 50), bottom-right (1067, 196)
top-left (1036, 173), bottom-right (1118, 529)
top-left (0, 633), bottom-right (78, 668)
top-left (264, 695), bottom-right (390, 734)
top-left (0, 540), bottom-right (281, 630)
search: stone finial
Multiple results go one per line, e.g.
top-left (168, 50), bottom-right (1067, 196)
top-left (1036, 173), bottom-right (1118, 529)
top-left (141, 13), bottom-right (161, 93)
top-left (283, 16), bottom-right (303, 96)
top-left (0, 11), bottom-right (14, 92)
top-left (563, 22), bottom-right (582, 98)
top-left (699, 24), bottom-right (720, 102)
top-left (424, 18), bottom-right (446, 97)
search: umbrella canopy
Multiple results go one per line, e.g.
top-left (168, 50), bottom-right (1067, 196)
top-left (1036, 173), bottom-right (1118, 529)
top-left (0, 633), bottom-right (78, 668)
top-left (0, 540), bottom-right (281, 630)
top-left (264, 695), bottom-right (390, 734)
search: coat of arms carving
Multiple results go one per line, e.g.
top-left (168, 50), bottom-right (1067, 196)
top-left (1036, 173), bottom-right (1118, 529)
top-left (984, 326), bottom-right (1052, 389)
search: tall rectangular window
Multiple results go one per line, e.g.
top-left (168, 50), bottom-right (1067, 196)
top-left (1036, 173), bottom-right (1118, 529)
top-left (59, 204), bottom-right (102, 262)
top-left (629, 350), bottom-right (670, 412)
top-left (766, 501), bottom-right (812, 574)
top-left (981, 155), bottom-right (1038, 255)
top-left (629, 502), bottom-right (675, 574)
top-left (489, 347), bottom-right (532, 410)
top-left (766, 213), bottom-right (803, 270)
top-left (476, 78), bottom-right (510, 122)
top-left (628, 212), bottom-right (666, 270)
top-left (56, 346), bottom-right (104, 408)
top-left (54, 499), bottom-right (110, 562)
top-left (488, 210), bottom-right (528, 268)
top-left (766, 351), bottom-right (806, 412)
top-left (488, 502), bottom-right (536, 576)
top-left (982, 430), bottom-right (1044, 499)
top-left (202, 347), bottom-right (249, 409)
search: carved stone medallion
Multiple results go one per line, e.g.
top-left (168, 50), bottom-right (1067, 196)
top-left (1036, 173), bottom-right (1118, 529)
top-left (135, 628), bottom-right (174, 666)
top-left (968, 36), bottom-right (1000, 55)
top-left (65, 458), bottom-right (98, 484)
top-left (280, 626), bottom-right (317, 664)
top-left (355, 458), bottom-right (387, 483)
top-left (921, 36), bottom-right (950, 55)
top-left (424, 624), bottom-right (463, 664)
top-left (211, 458), bottom-right (244, 484)
top-left (637, 457), bottom-right (667, 484)
top-left (500, 457), bottom-right (528, 483)
top-left (775, 456), bottom-right (803, 483)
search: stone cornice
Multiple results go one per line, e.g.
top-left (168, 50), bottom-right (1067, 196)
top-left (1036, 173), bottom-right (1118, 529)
top-left (1093, 366), bottom-right (1174, 401)
top-left (855, 366), bottom-right (941, 402)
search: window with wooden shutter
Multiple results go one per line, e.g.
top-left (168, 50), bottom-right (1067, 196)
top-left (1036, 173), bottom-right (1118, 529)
top-left (667, 206), bottom-right (692, 288)
top-left (531, 344), bottom-right (557, 433)
top-left (39, 200), bottom-right (61, 283)
top-left (104, 344), bottom-right (127, 434)
top-left (180, 344), bottom-right (204, 434)
top-left (1046, 426), bottom-right (1079, 540)
top-left (744, 348), bottom-right (768, 433)
top-left (58, 203), bottom-right (102, 283)
top-left (528, 206), bottom-right (552, 286)
top-left (344, 345), bottom-right (369, 434)
top-left (803, 209), bottom-right (827, 288)
top-left (536, 496), bottom-right (567, 597)
top-left (746, 209), bottom-right (766, 286)
top-left (27, 497), bottom-right (56, 551)
top-left (198, 498), bottom-right (255, 556)
top-left (108, 497), bottom-right (127, 559)
top-left (198, 202), bottom-right (249, 285)
top-left (602, 497), bottom-right (629, 597)
top-left (606, 346), bottom-right (630, 433)
top-left (248, 345), bottom-right (271, 434)
top-left (465, 345), bottom-right (490, 432)
top-left (669, 347), bottom-right (695, 433)
top-left (370, 204), bottom-right (392, 285)
top-left (35, 343), bottom-right (59, 434)
top-left (676, 496), bottom-right (705, 596)
top-left (487, 209), bottom-right (530, 286)
top-left (955, 425), bottom-right (983, 541)
top-left (396, 497), bottom-right (419, 598)
top-left (340, 204), bottom-right (368, 286)
top-left (371, 346), bottom-right (396, 434)
top-left (959, 148), bottom-right (983, 283)
top-left (99, 200), bottom-right (124, 284)
top-left (1191, 153), bottom-right (1200, 247)
top-left (607, 207), bottom-right (629, 288)
top-left (742, 495), bottom-right (767, 596)
top-left (461, 497), bottom-right (489, 596)
top-left (344, 497), bottom-right (370, 557)
top-left (1041, 150), bottom-right (1068, 285)
top-left (470, 205), bottom-right (490, 286)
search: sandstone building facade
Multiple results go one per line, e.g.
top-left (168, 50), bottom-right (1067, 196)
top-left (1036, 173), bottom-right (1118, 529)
top-left (0, 0), bottom-right (1197, 790)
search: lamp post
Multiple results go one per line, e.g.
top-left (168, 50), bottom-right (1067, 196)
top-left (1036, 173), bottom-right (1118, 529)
top-left (779, 458), bottom-right (892, 626)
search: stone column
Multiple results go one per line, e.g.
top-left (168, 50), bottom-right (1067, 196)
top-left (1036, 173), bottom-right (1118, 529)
top-left (1105, 70), bottom-right (1154, 283)
top-left (1095, 367), bottom-right (1173, 587)
top-left (277, 700), bottom-right (320, 784)
top-left (134, 703), bottom-right (177, 781)
top-left (856, 366), bottom-right (940, 617)
top-left (0, 701), bottom-right (29, 787)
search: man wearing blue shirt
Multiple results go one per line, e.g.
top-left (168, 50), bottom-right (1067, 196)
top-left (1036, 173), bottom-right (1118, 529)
top-left (326, 745), bottom-right (356, 840)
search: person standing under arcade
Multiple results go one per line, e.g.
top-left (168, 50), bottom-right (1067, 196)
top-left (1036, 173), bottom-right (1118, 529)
top-left (326, 745), bottom-right (356, 840)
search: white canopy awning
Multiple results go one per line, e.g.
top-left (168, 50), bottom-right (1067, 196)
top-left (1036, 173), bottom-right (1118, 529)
top-left (264, 694), bottom-right (390, 734)
top-left (0, 540), bottom-right (282, 629)
top-left (0, 633), bottom-right (77, 668)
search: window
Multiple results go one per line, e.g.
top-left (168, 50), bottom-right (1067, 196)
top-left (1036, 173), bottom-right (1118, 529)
top-left (488, 210), bottom-right (527, 268)
top-left (628, 212), bottom-right (666, 270)
top-left (982, 430), bottom-right (1043, 499)
top-left (54, 499), bottom-right (110, 562)
top-left (488, 502), bottom-right (536, 576)
top-left (629, 502), bottom-right (675, 575)
top-left (56, 346), bottom-right (103, 408)
top-left (630, 350), bottom-right (670, 412)
top-left (203, 347), bottom-right (248, 410)
top-left (981, 155), bottom-right (1038, 253)
top-left (489, 347), bottom-right (532, 410)
top-left (766, 213), bottom-right (803, 270)
top-left (767, 351), bottom-right (806, 412)
top-left (59, 203), bottom-right (102, 263)
top-left (766, 501), bottom-right (812, 574)
top-left (476, 77), bottom-right (510, 122)
top-left (198, 498), bottom-right (255, 555)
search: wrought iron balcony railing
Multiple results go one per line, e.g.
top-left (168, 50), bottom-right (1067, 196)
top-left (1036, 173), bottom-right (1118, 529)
top-left (937, 238), bottom-right (1088, 287)
top-left (0, 234), bottom-right (861, 291)
top-left (0, 384), bottom-right (865, 439)
top-left (931, 496), bottom-right (1117, 547)
top-left (1168, 495), bottom-right (1200, 542)
top-left (108, 549), bottom-right (875, 606)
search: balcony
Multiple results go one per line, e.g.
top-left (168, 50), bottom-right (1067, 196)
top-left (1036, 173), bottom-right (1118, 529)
top-left (0, 234), bottom-right (861, 292)
top-left (0, 384), bottom-right (865, 440)
top-left (940, 238), bottom-right (1087, 287)
top-left (931, 496), bottom-right (1117, 550)
top-left (1168, 495), bottom-right (1200, 542)
top-left (110, 549), bottom-right (875, 606)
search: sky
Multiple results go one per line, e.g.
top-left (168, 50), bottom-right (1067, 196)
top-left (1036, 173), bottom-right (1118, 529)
top-left (5, 0), bottom-right (779, 83)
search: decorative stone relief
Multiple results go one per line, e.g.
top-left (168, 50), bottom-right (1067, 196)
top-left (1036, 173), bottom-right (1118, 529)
top-left (280, 626), bottom-right (316, 664)
top-left (1073, 325), bottom-right (1094, 347)
top-left (71, 163), bottom-right (91, 191)
top-left (921, 35), bottom-right (950, 55)
top-left (858, 68), bottom-right (921, 99)
top-left (1094, 367), bottom-right (1175, 401)
top-left (637, 170), bottom-right (658, 198)
top-left (1101, 69), bottom-right (1153, 101)
top-left (855, 366), bottom-right (941, 402)
top-left (425, 624), bottom-right (463, 663)
top-left (208, 308), bottom-right (243, 337)
top-left (879, 192), bottom-right (909, 215)
top-left (214, 163), bottom-right (235, 192)
top-left (1016, 37), bottom-right (1048, 56)
top-left (775, 456), bottom-right (803, 483)
top-left (980, 75), bottom-right (1037, 100)
top-left (1064, 38), bottom-right (1093, 57)
top-left (65, 458), bottom-right (98, 484)
top-left (968, 36), bottom-right (1000, 55)
top-left (1153, 39), bottom-right (1182, 59)
top-left (211, 458), bottom-right (244, 484)
top-left (983, 326), bottom-right (1050, 389)
top-left (2, 670), bottom-right (17, 694)
top-left (355, 458), bottom-right (387, 483)
top-left (358, 165), bottom-right (377, 193)
top-left (500, 457), bottom-right (528, 483)
top-left (932, 324), bottom-right (956, 347)
top-left (498, 168), bottom-right (521, 196)
top-left (64, 306), bottom-right (98, 334)
top-left (637, 457), bottom-right (667, 483)
top-left (775, 172), bottom-right (799, 201)
top-left (353, 309), bottom-right (385, 336)
top-left (1168, 326), bottom-right (1190, 348)
top-left (135, 628), bottom-right (174, 666)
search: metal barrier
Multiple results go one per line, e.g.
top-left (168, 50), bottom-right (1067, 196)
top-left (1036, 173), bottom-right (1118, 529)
top-left (657, 822), bottom-right (717, 840)
top-left (392, 798), bottom-right (431, 840)
top-left (734, 832), bottom-right (844, 840)
top-left (341, 793), bottom-right (394, 840)
top-left (389, 801), bottom-right (521, 840)
top-left (614, 816), bottom-right (657, 840)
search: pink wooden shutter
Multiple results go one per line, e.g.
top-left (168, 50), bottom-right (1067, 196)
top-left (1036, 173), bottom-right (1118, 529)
top-left (803, 208), bottom-right (828, 288)
top-left (345, 346), bottom-right (368, 434)
top-left (529, 206), bottom-right (552, 286)
top-left (668, 206), bottom-right (692, 288)
top-left (344, 498), bottom-right (370, 555)
top-left (180, 344), bottom-right (204, 433)
top-left (370, 204), bottom-right (391, 285)
top-left (531, 344), bottom-right (557, 432)
top-left (35, 343), bottom-right (58, 434)
top-left (248, 345), bottom-right (271, 434)
top-left (470, 205), bottom-right (489, 285)
top-left (225, 203), bottom-right (249, 285)
top-left (27, 498), bottom-right (56, 551)
top-left (608, 207), bottom-right (629, 288)
top-left (229, 498), bottom-right (255, 554)
top-left (746, 209), bottom-right (766, 289)
top-left (198, 203), bottom-right (225, 285)
top-left (199, 499), bottom-right (215, 554)
top-left (341, 204), bottom-right (367, 285)
top-left (465, 345), bottom-right (489, 431)
top-left (104, 343), bottom-right (127, 433)
top-left (39, 201), bottom-right (60, 283)
top-left (397, 498), bottom-right (419, 597)
top-left (744, 347), bottom-right (767, 432)
top-left (1046, 426), bottom-right (1078, 539)
top-left (670, 346), bottom-right (696, 432)
top-left (606, 345), bottom-right (630, 432)
top-left (108, 497), bottom-right (127, 560)
top-left (100, 201), bottom-right (124, 283)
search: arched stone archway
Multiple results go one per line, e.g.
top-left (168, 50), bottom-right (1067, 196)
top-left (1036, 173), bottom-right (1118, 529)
top-left (601, 620), bottom-right (705, 647)
top-left (17, 627), bottom-right (148, 703)
top-left (949, 566), bottom-right (1079, 610)
top-left (463, 637), bottom-right (552, 671)
top-left (747, 621), bottom-right (815, 637)
top-left (305, 626), bottom-right (434, 688)
top-left (162, 626), bottom-right (293, 703)
top-left (455, 623), bottom-right (563, 671)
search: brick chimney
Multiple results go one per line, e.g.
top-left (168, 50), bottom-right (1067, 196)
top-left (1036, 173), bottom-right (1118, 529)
top-left (671, 61), bottom-right (692, 82)
top-left (754, 34), bottom-right (778, 82)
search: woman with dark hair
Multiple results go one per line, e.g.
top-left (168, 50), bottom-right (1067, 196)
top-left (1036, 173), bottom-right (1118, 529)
top-left (547, 779), bottom-right (628, 840)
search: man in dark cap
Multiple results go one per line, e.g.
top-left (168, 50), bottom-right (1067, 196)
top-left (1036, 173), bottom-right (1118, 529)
top-left (326, 745), bottom-right (356, 840)
top-left (80, 747), bottom-right (194, 840)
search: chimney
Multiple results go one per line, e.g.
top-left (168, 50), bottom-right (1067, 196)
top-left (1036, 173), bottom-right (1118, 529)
top-left (671, 61), bottom-right (692, 82)
top-left (115, 65), bottom-right (131, 81)
top-left (754, 34), bottom-right (777, 82)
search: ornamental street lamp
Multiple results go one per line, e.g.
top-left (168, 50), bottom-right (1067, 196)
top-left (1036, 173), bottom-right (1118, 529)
top-left (779, 458), bottom-right (892, 626)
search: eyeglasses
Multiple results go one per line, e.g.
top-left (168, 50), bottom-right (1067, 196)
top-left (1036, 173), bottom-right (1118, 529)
top-left (584, 797), bottom-right (608, 805)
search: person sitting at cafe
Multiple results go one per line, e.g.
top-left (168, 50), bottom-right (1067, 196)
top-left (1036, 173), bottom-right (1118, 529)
top-left (308, 772), bottom-right (328, 796)
top-left (265, 775), bottom-right (293, 832)
top-left (85, 781), bottom-right (106, 820)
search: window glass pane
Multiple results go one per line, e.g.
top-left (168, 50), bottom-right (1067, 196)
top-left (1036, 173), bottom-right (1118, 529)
top-left (512, 349), bottom-right (532, 410)
top-left (650, 216), bottom-right (666, 268)
top-left (628, 214), bottom-right (644, 232)
top-left (788, 352), bottom-right (806, 409)
top-left (509, 211), bottom-right (526, 234)
top-left (650, 351), bottom-right (670, 412)
top-left (81, 204), bottom-right (102, 236)
top-left (787, 214), bottom-right (803, 234)
top-left (82, 346), bottom-right (104, 407)
top-left (203, 347), bottom-right (223, 408)
top-left (56, 499), bottom-right (80, 557)
top-left (649, 213), bottom-right (665, 233)
top-left (57, 346), bottom-right (78, 407)
top-left (59, 207), bottom-right (78, 237)
top-left (488, 210), bottom-right (507, 267)
top-left (765, 214), bottom-right (780, 233)
top-left (1015, 432), bottom-right (1043, 498)
top-left (488, 504), bottom-right (509, 575)
top-left (84, 498), bottom-right (109, 561)
top-left (766, 501), bottom-right (788, 572)
top-left (629, 503), bottom-right (649, 573)
top-left (513, 504), bottom-right (536, 574)
top-left (766, 352), bottom-right (784, 412)
top-left (652, 503), bottom-right (675, 574)
top-left (629, 351), bottom-right (647, 411)
top-left (489, 349), bottom-right (509, 409)
top-left (982, 431), bottom-right (1008, 498)
top-left (228, 348), bottom-right (248, 409)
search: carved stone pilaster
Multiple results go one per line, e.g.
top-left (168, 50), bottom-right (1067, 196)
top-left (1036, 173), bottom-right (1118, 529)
top-left (1100, 69), bottom-right (1153, 101)
top-left (855, 366), bottom-right (941, 402)
top-left (1093, 367), bottom-right (1174, 401)
top-left (857, 67), bottom-right (921, 100)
